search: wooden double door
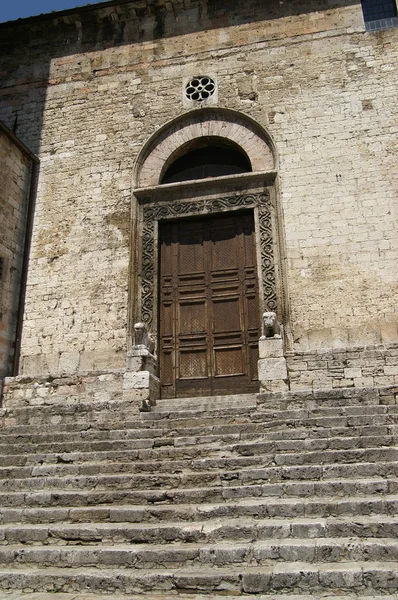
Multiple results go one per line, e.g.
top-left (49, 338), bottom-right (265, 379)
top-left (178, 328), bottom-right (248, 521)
top-left (159, 211), bottom-right (260, 398)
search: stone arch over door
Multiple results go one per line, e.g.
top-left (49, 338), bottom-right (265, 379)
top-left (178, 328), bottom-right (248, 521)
top-left (133, 108), bottom-right (277, 188)
top-left (130, 108), bottom-right (288, 397)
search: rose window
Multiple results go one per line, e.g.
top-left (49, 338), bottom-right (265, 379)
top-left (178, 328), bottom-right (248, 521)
top-left (185, 76), bottom-right (216, 102)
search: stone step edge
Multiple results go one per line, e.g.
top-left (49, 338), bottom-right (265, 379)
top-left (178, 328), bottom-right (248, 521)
top-left (3, 404), bottom-right (398, 435)
top-left (1, 512), bottom-right (398, 527)
top-left (0, 491), bottom-right (397, 511)
top-left (4, 409), bottom-right (398, 437)
top-left (3, 384), bottom-right (395, 421)
top-left (2, 426), bottom-right (398, 447)
top-left (1, 458), bottom-right (397, 480)
top-left (3, 595), bottom-right (398, 600)
top-left (0, 471), bottom-right (397, 494)
top-left (2, 436), bottom-right (398, 458)
top-left (0, 561), bottom-right (397, 590)
top-left (1, 537), bottom-right (398, 551)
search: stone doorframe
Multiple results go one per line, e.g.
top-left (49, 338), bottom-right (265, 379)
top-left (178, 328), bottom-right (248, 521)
top-left (127, 108), bottom-right (291, 400)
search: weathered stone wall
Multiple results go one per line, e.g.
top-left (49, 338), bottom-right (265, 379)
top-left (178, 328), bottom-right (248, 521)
top-left (287, 342), bottom-right (398, 391)
top-left (0, 0), bottom-right (397, 386)
top-left (0, 124), bottom-right (33, 381)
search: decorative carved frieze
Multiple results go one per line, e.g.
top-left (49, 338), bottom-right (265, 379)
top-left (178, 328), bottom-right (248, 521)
top-left (140, 191), bottom-right (277, 328)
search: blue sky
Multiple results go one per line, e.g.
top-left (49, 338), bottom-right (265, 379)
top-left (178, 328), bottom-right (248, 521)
top-left (0, 1), bottom-right (104, 24)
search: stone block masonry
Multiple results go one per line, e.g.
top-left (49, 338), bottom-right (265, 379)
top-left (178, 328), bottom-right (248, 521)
top-left (287, 342), bottom-right (398, 391)
top-left (0, 0), bottom-right (396, 392)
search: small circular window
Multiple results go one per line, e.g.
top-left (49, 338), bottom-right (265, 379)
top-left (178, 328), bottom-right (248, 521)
top-left (185, 76), bottom-right (216, 102)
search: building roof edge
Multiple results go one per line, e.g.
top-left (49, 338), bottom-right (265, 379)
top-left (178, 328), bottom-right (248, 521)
top-left (0, 0), bottom-right (136, 28)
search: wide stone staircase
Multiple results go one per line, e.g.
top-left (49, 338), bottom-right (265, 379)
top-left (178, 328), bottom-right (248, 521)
top-left (0, 388), bottom-right (398, 599)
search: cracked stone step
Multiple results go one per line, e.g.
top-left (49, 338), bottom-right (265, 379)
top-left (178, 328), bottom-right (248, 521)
top-left (2, 456), bottom-right (398, 483)
top-left (0, 484), bottom-right (397, 514)
top-left (2, 429), bottom-right (398, 465)
top-left (1, 506), bottom-right (398, 535)
top-left (3, 413), bottom-right (397, 446)
top-left (0, 562), bottom-right (397, 594)
top-left (1, 434), bottom-right (398, 465)
top-left (1, 515), bottom-right (398, 544)
top-left (4, 419), bottom-right (398, 447)
top-left (4, 590), bottom-right (398, 600)
top-left (5, 414), bottom-right (398, 445)
top-left (6, 402), bottom-right (398, 432)
top-left (0, 458), bottom-right (397, 494)
top-left (152, 393), bottom-right (257, 411)
top-left (7, 429), bottom-right (397, 455)
top-left (2, 434), bottom-right (398, 477)
top-left (2, 402), bottom-right (395, 437)
top-left (1, 538), bottom-right (398, 568)
top-left (142, 409), bottom-right (398, 427)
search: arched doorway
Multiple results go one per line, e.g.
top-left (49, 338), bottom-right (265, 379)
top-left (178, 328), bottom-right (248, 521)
top-left (131, 109), bottom-right (284, 399)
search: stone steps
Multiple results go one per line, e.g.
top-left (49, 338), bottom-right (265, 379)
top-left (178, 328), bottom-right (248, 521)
top-left (6, 397), bottom-right (398, 431)
top-left (1, 429), bottom-right (398, 459)
top-left (1, 432), bottom-right (398, 475)
top-left (1, 516), bottom-right (398, 544)
top-left (0, 562), bottom-right (397, 594)
top-left (3, 407), bottom-right (398, 439)
top-left (3, 595), bottom-right (398, 600)
top-left (4, 419), bottom-right (398, 445)
top-left (1, 390), bottom-right (398, 597)
top-left (2, 455), bottom-right (398, 482)
top-left (153, 393), bottom-right (257, 413)
top-left (3, 415), bottom-right (398, 446)
top-left (0, 457), bottom-right (397, 492)
top-left (1, 538), bottom-right (398, 567)
top-left (1, 499), bottom-right (398, 526)
top-left (1, 484), bottom-right (397, 512)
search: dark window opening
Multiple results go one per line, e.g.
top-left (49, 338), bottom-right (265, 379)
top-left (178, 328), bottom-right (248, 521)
top-left (161, 145), bottom-right (252, 184)
top-left (0, 258), bottom-right (4, 282)
top-left (361, 0), bottom-right (398, 30)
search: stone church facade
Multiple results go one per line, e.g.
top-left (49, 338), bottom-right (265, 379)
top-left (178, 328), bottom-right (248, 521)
top-left (0, 0), bottom-right (397, 408)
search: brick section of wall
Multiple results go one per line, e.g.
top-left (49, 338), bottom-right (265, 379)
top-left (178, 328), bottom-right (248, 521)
top-left (287, 343), bottom-right (398, 391)
top-left (0, 1), bottom-right (396, 379)
top-left (0, 126), bottom-right (32, 379)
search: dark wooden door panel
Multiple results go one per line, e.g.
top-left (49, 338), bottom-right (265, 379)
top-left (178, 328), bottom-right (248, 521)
top-left (159, 211), bottom-right (259, 398)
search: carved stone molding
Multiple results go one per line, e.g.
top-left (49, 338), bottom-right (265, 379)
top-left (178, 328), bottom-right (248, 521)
top-left (140, 191), bottom-right (276, 329)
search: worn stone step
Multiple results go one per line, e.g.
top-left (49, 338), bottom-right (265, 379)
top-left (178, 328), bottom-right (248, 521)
top-left (2, 410), bottom-right (397, 457)
top-left (1, 428), bottom-right (398, 462)
top-left (0, 462), bottom-right (398, 498)
top-left (154, 393), bottom-right (257, 412)
top-left (0, 562), bottom-right (397, 594)
top-left (1, 516), bottom-right (398, 544)
top-left (1, 498), bottom-right (397, 526)
top-left (3, 595), bottom-right (398, 600)
top-left (0, 478), bottom-right (397, 513)
top-left (144, 405), bottom-right (398, 425)
top-left (5, 409), bottom-right (398, 442)
top-left (4, 418), bottom-right (398, 447)
top-left (1, 425), bottom-right (397, 460)
top-left (5, 590), bottom-right (398, 600)
top-left (2, 402), bottom-right (396, 436)
top-left (2, 425), bottom-right (398, 466)
top-left (0, 476), bottom-right (396, 505)
top-left (1, 538), bottom-right (398, 568)
top-left (1, 434), bottom-right (398, 479)
top-left (0, 454), bottom-right (397, 493)
top-left (2, 455), bottom-right (398, 484)
top-left (6, 400), bottom-right (398, 433)
top-left (140, 410), bottom-right (398, 430)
